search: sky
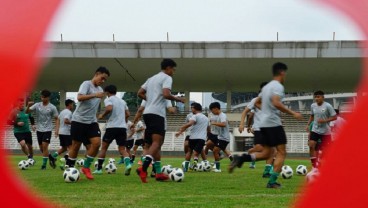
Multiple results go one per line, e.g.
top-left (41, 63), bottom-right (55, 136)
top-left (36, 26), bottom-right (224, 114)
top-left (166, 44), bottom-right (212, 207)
top-left (48, 0), bottom-right (363, 105)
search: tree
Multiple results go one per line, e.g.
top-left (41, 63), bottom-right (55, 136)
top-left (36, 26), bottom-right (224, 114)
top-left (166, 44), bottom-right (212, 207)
top-left (122, 92), bottom-right (141, 112)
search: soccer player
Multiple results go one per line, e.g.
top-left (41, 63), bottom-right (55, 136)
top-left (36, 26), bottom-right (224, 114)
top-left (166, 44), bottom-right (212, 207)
top-left (131, 119), bottom-right (145, 164)
top-left (66, 66), bottom-right (110, 180)
top-left (93, 85), bottom-right (132, 175)
top-left (229, 62), bottom-right (303, 189)
top-left (8, 98), bottom-right (35, 160)
top-left (306, 91), bottom-right (336, 169)
top-left (52, 99), bottom-right (74, 170)
top-left (330, 109), bottom-right (346, 140)
top-left (175, 102), bottom-right (208, 172)
top-left (27, 90), bottom-right (59, 170)
top-left (183, 105), bottom-right (194, 156)
top-left (125, 120), bottom-right (135, 162)
top-left (209, 102), bottom-right (233, 172)
top-left (136, 58), bottom-right (185, 183)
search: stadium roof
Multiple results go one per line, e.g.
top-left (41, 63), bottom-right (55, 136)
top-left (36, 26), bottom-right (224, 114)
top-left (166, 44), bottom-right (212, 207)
top-left (36, 41), bottom-right (364, 93)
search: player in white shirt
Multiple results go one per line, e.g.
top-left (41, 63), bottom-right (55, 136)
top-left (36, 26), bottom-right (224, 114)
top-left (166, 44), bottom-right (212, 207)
top-left (131, 120), bottom-right (145, 163)
top-left (136, 59), bottom-right (185, 183)
top-left (330, 109), bottom-right (346, 140)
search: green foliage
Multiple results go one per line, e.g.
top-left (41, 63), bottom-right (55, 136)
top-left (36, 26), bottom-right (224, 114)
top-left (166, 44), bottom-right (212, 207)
top-left (12, 155), bottom-right (310, 208)
top-left (123, 92), bottom-right (141, 111)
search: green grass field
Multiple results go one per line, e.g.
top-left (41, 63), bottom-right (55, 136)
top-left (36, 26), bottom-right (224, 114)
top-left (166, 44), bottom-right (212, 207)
top-left (11, 155), bottom-right (310, 208)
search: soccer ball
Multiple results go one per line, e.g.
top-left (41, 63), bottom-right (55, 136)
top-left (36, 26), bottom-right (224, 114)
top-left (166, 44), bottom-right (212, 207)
top-left (202, 161), bottom-right (211, 172)
top-left (76, 159), bottom-right (84, 167)
top-left (63, 168), bottom-right (80, 183)
top-left (105, 163), bottom-right (117, 174)
top-left (18, 160), bottom-right (29, 170)
top-left (161, 165), bottom-right (173, 175)
top-left (306, 169), bottom-right (319, 183)
top-left (194, 162), bottom-right (204, 172)
top-left (169, 168), bottom-right (184, 182)
top-left (27, 158), bottom-right (35, 166)
top-left (108, 158), bottom-right (115, 164)
top-left (296, 165), bottom-right (307, 175)
top-left (281, 165), bottom-right (293, 179)
top-left (60, 158), bottom-right (66, 163)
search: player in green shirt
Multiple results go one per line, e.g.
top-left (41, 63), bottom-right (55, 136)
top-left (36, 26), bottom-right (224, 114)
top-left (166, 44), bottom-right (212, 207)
top-left (8, 98), bottom-right (35, 159)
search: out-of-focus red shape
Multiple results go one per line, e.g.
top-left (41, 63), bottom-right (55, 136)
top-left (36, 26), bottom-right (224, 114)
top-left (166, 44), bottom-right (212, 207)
top-left (296, 0), bottom-right (368, 208)
top-left (0, 0), bottom-right (61, 207)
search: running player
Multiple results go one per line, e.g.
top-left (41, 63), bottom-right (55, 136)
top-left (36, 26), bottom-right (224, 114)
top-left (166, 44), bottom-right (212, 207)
top-left (27, 90), bottom-right (58, 170)
top-left (131, 119), bottom-right (145, 164)
top-left (175, 102), bottom-right (208, 172)
top-left (136, 59), bottom-right (185, 183)
top-left (306, 90), bottom-right (336, 169)
top-left (125, 120), bottom-right (135, 163)
top-left (93, 85), bottom-right (132, 175)
top-left (229, 62), bottom-right (303, 189)
top-left (52, 99), bottom-right (74, 170)
top-left (66, 66), bottom-right (110, 180)
top-left (8, 98), bottom-right (35, 160)
top-left (209, 102), bottom-right (233, 172)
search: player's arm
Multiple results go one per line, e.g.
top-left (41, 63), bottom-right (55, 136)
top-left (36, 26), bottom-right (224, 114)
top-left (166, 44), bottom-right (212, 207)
top-left (25, 101), bottom-right (35, 114)
top-left (127, 128), bottom-right (136, 138)
top-left (318, 115), bottom-right (337, 124)
top-left (133, 106), bottom-right (144, 125)
top-left (137, 88), bottom-right (146, 100)
top-left (163, 88), bottom-right (185, 103)
top-left (125, 109), bottom-right (130, 123)
top-left (211, 121), bottom-right (226, 127)
top-left (247, 112), bottom-right (254, 133)
top-left (55, 117), bottom-right (60, 137)
top-left (271, 95), bottom-right (303, 120)
top-left (306, 115), bottom-right (314, 132)
top-left (175, 120), bottom-right (195, 137)
top-left (239, 107), bottom-right (251, 133)
top-left (98, 105), bottom-right (112, 120)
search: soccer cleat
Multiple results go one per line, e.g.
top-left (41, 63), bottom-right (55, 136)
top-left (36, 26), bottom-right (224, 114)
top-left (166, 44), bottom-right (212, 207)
top-left (136, 167), bottom-right (147, 183)
top-left (92, 169), bottom-right (103, 175)
top-left (266, 182), bottom-right (282, 189)
top-left (150, 171), bottom-right (156, 178)
top-left (229, 155), bottom-right (233, 161)
top-left (41, 165), bottom-right (46, 170)
top-left (212, 169), bottom-right (222, 173)
top-left (155, 173), bottom-right (169, 181)
top-left (228, 155), bottom-right (243, 173)
top-left (81, 167), bottom-right (94, 180)
top-left (262, 173), bottom-right (271, 178)
top-left (249, 164), bottom-right (256, 169)
top-left (48, 154), bottom-right (56, 169)
top-left (125, 164), bottom-right (132, 176)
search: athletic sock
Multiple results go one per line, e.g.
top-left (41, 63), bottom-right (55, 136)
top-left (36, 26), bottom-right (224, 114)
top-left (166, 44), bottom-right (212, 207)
top-left (68, 157), bottom-right (76, 167)
top-left (263, 164), bottom-right (272, 175)
top-left (97, 158), bottom-right (105, 170)
top-left (229, 155), bottom-right (233, 161)
top-left (42, 157), bottom-right (48, 166)
top-left (143, 155), bottom-right (153, 172)
top-left (27, 154), bottom-right (33, 159)
top-left (240, 153), bottom-right (254, 162)
top-left (268, 171), bottom-right (280, 184)
top-left (154, 161), bottom-right (162, 174)
top-left (141, 156), bottom-right (146, 163)
top-left (251, 160), bottom-right (256, 166)
top-left (184, 161), bottom-right (190, 171)
top-left (52, 152), bottom-right (58, 158)
top-left (124, 157), bottom-right (131, 167)
top-left (83, 155), bottom-right (94, 168)
top-left (215, 161), bottom-right (220, 170)
top-left (64, 154), bottom-right (69, 161)
top-left (131, 154), bottom-right (135, 162)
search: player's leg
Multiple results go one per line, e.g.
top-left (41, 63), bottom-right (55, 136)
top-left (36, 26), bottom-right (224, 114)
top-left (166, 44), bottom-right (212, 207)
top-left (93, 141), bottom-right (109, 174)
top-left (262, 147), bottom-right (276, 178)
top-left (18, 139), bottom-right (30, 157)
top-left (213, 146), bottom-right (221, 172)
top-left (24, 132), bottom-right (34, 159)
top-left (184, 147), bottom-right (193, 172)
top-left (184, 136), bottom-right (189, 154)
top-left (266, 144), bottom-right (285, 188)
top-left (67, 140), bottom-right (82, 168)
top-left (308, 132), bottom-right (319, 169)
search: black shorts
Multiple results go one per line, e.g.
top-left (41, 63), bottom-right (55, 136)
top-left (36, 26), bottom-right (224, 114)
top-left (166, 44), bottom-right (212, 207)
top-left (14, 132), bottom-right (32, 145)
top-left (59, 134), bottom-right (72, 147)
top-left (253, 131), bottom-right (263, 145)
top-left (207, 132), bottom-right (219, 144)
top-left (143, 114), bottom-right (166, 145)
top-left (134, 139), bottom-right (145, 147)
top-left (310, 131), bottom-right (332, 151)
top-left (71, 121), bottom-right (101, 145)
top-left (185, 135), bottom-right (190, 141)
top-left (215, 140), bottom-right (229, 151)
top-left (36, 131), bottom-right (52, 145)
top-left (260, 126), bottom-right (287, 147)
top-left (125, 140), bottom-right (134, 149)
top-left (103, 128), bottom-right (127, 146)
top-left (189, 139), bottom-right (205, 154)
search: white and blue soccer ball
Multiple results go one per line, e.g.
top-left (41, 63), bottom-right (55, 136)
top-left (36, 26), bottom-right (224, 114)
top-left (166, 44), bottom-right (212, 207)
top-left (105, 163), bottom-right (117, 174)
top-left (108, 158), bottom-right (116, 164)
top-left (296, 165), bottom-right (308, 176)
top-left (27, 158), bottom-right (35, 166)
top-left (161, 165), bottom-right (173, 175)
top-left (281, 165), bottom-right (293, 179)
top-left (18, 160), bottom-right (29, 170)
top-left (202, 161), bottom-right (211, 172)
top-left (194, 162), bottom-right (204, 172)
top-left (169, 168), bottom-right (184, 182)
top-left (76, 159), bottom-right (85, 167)
top-left (63, 167), bottom-right (80, 183)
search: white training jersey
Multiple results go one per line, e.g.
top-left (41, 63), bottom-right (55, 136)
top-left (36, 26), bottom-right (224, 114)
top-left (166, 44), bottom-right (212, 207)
top-left (30, 102), bottom-right (58, 132)
top-left (189, 113), bottom-right (208, 140)
top-left (104, 95), bottom-right (129, 129)
top-left (58, 109), bottom-right (72, 135)
top-left (259, 80), bottom-right (284, 128)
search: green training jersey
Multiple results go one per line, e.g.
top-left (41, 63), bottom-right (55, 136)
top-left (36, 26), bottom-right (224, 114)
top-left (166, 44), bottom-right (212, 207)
top-left (13, 110), bottom-right (33, 133)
